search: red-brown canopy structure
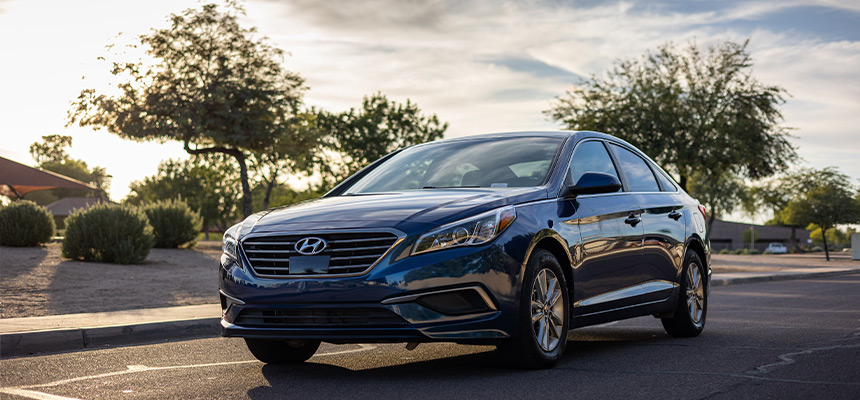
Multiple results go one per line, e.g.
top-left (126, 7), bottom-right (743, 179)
top-left (0, 156), bottom-right (99, 198)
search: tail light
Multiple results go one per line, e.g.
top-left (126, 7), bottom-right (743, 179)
top-left (697, 204), bottom-right (708, 221)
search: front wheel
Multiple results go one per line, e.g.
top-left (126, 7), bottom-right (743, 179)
top-left (244, 338), bottom-right (321, 363)
top-left (497, 249), bottom-right (569, 369)
top-left (662, 250), bottom-right (707, 337)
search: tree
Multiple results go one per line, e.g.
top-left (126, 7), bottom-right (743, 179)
top-left (780, 169), bottom-right (860, 261)
top-left (545, 39), bottom-right (796, 191)
top-left (68, 3), bottom-right (305, 218)
top-left (248, 112), bottom-right (322, 210)
top-left (315, 93), bottom-right (448, 190)
top-left (29, 134), bottom-right (72, 165)
top-left (126, 156), bottom-right (239, 238)
top-left (27, 135), bottom-right (111, 203)
top-left (687, 169), bottom-right (747, 231)
top-left (762, 167), bottom-right (848, 251)
top-left (807, 224), bottom-right (851, 248)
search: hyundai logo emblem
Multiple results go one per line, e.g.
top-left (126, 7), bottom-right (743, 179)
top-left (295, 237), bottom-right (327, 255)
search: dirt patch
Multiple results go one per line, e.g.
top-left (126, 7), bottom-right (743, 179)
top-left (1, 242), bottom-right (222, 318)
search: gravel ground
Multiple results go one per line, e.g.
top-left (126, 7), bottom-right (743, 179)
top-left (1, 243), bottom-right (857, 319)
top-left (0, 242), bottom-right (221, 319)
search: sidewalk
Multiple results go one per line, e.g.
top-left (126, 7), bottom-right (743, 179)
top-left (3, 265), bottom-right (858, 358)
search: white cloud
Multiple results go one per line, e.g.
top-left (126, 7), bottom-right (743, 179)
top-left (1, 0), bottom-right (858, 202)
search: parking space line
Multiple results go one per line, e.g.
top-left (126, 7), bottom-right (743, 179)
top-left (0, 344), bottom-right (376, 399)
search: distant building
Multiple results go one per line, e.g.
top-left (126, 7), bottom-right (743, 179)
top-left (709, 219), bottom-right (810, 251)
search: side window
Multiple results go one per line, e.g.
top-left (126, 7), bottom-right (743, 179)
top-left (654, 168), bottom-right (678, 192)
top-left (610, 144), bottom-right (660, 192)
top-left (568, 141), bottom-right (620, 186)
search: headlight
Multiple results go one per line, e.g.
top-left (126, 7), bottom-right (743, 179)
top-left (412, 206), bottom-right (516, 255)
top-left (222, 224), bottom-right (240, 261)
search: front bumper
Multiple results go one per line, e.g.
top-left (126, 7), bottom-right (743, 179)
top-left (219, 233), bottom-right (524, 344)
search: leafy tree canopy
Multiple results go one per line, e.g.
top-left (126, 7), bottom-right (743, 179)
top-left (315, 93), bottom-right (448, 189)
top-left (780, 168), bottom-right (860, 260)
top-left (68, 2), bottom-right (305, 218)
top-left (29, 134), bottom-right (72, 165)
top-left (249, 111), bottom-right (323, 210)
top-left (546, 39), bottom-right (796, 190)
top-left (687, 170), bottom-right (747, 230)
top-left (126, 156), bottom-right (239, 233)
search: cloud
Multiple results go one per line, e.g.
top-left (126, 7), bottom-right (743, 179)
top-left (1, 0), bottom-right (858, 201)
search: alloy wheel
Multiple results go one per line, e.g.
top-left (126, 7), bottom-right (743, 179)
top-left (686, 263), bottom-right (704, 326)
top-left (531, 268), bottom-right (565, 352)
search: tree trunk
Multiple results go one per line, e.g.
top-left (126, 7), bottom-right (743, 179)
top-left (263, 176), bottom-right (275, 210)
top-left (679, 173), bottom-right (688, 192)
top-left (236, 152), bottom-right (252, 218)
top-left (822, 227), bottom-right (830, 261)
top-left (183, 142), bottom-right (253, 219)
top-left (707, 214), bottom-right (716, 233)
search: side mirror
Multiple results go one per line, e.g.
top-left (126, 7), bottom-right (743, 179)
top-left (565, 172), bottom-right (622, 196)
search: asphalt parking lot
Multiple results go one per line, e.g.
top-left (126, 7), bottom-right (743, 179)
top-left (2, 274), bottom-right (858, 399)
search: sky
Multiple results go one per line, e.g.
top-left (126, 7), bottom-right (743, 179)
top-left (1, 0), bottom-right (858, 222)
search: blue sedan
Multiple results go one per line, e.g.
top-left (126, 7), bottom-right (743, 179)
top-left (219, 131), bottom-right (711, 369)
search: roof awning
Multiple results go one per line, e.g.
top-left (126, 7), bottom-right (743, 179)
top-left (0, 156), bottom-right (100, 198)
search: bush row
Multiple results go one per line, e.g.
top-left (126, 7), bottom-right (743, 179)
top-left (717, 248), bottom-right (765, 255)
top-left (0, 199), bottom-right (201, 265)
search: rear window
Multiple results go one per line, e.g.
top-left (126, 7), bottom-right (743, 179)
top-left (610, 144), bottom-right (660, 192)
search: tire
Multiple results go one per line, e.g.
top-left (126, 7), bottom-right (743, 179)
top-left (662, 250), bottom-right (707, 337)
top-left (244, 338), bottom-right (321, 364)
top-left (497, 249), bottom-right (570, 369)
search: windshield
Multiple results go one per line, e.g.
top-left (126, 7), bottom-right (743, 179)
top-left (344, 136), bottom-right (565, 194)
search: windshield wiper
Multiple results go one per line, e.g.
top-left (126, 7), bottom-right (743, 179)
top-left (422, 186), bottom-right (481, 189)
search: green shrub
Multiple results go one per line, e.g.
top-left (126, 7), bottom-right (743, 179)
top-left (142, 199), bottom-right (202, 248)
top-left (718, 249), bottom-right (731, 254)
top-left (0, 200), bottom-right (55, 247)
top-left (748, 249), bottom-right (761, 255)
top-left (735, 249), bottom-right (748, 255)
top-left (62, 204), bottom-right (154, 264)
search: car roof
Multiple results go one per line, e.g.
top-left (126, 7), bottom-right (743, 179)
top-left (414, 130), bottom-right (627, 146)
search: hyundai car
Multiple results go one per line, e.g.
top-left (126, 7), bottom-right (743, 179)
top-left (219, 131), bottom-right (711, 369)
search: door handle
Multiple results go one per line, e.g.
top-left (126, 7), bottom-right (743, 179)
top-left (668, 210), bottom-right (682, 220)
top-left (624, 215), bottom-right (641, 227)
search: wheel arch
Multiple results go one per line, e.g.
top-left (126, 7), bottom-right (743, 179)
top-left (522, 231), bottom-right (575, 298)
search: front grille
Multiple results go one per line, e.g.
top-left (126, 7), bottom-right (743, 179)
top-left (235, 308), bottom-right (408, 328)
top-left (241, 231), bottom-right (399, 277)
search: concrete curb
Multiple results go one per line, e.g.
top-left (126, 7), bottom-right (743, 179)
top-left (1, 318), bottom-right (221, 358)
top-left (2, 269), bottom-right (858, 358)
top-left (710, 268), bottom-right (859, 287)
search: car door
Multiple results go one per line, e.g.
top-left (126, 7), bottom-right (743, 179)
top-left (559, 140), bottom-right (646, 315)
top-left (608, 143), bottom-right (685, 303)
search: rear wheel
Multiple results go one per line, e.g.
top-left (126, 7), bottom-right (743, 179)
top-left (662, 250), bottom-right (707, 337)
top-left (244, 338), bottom-right (321, 363)
top-left (498, 249), bottom-right (569, 369)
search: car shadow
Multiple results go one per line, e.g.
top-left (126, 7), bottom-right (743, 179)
top-left (246, 326), bottom-right (673, 399)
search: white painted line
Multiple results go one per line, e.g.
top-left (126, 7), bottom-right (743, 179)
top-left (0, 387), bottom-right (80, 400)
top-left (0, 343), bottom-right (377, 398)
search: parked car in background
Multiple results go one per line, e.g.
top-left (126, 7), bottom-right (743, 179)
top-left (219, 131), bottom-right (711, 369)
top-left (765, 243), bottom-right (788, 254)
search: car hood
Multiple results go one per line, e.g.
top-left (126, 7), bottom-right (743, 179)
top-left (245, 187), bottom-right (546, 235)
